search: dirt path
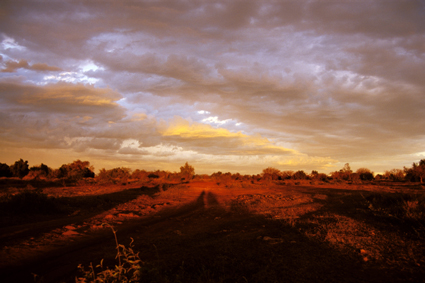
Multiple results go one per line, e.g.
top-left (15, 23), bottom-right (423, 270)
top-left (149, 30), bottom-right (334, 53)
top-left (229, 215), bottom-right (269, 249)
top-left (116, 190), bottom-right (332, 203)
top-left (1, 181), bottom-right (424, 282)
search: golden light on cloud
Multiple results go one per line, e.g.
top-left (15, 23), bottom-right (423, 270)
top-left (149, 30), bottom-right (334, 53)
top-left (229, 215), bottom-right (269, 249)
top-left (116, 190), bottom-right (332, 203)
top-left (18, 83), bottom-right (120, 107)
top-left (160, 116), bottom-right (299, 157)
top-left (160, 116), bottom-right (246, 139)
top-left (1, 1), bottom-right (424, 174)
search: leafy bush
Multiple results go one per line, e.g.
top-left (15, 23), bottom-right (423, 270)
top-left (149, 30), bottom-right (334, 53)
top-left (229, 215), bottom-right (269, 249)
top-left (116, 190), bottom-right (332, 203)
top-left (10, 159), bottom-right (30, 178)
top-left (404, 159), bottom-right (425, 182)
top-left (147, 173), bottom-right (159, 179)
top-left (180, 162), bottom-right (195, 181)
top-left (262, 167), bottom-right (281, 181)
top-left (292, 170), bottom-right (307, 180)
top-left (56, 160), bottom-right (95, 180)
top-left (97, 167), bottom-right (131, 184)
top-left (0, 162), bottom-right (12, 177)
top-left (356, 168), bottom-right (374, 181)
top-left (383, 169), bottom-right (405, 181)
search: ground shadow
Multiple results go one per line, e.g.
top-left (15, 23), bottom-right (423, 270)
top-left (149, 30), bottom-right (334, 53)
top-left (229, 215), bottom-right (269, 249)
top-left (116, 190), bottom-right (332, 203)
top-left (297, 186), bottom-right (425, 240)
top-left (2, 189), bottom-right (418, 283)
top-left (0, 184), bottom-right (162, 244)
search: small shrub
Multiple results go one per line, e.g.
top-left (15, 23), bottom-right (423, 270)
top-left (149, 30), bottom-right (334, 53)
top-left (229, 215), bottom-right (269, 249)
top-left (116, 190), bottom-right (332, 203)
top-left (293, 170), bottom-right (307, 180)
top-left (148, 173), bottom-right (159, 179)
top-left (76, 224), bottom-right (143, 283)
top-left (365, 193), bottom-right (425, 222)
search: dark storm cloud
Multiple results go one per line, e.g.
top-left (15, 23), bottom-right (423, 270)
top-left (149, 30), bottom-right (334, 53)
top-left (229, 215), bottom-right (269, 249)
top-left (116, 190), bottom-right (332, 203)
top-left (1, 0), bottom-right (424, 173)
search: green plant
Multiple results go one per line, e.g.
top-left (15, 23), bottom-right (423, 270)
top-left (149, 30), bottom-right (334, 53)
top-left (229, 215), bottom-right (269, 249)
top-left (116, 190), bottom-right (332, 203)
top-left (76, 224), bottom-right (142, 283)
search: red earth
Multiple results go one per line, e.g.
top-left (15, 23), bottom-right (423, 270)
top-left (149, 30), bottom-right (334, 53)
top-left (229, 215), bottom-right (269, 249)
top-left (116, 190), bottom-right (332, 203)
top-left (0, 179), bottom-right (424, 282)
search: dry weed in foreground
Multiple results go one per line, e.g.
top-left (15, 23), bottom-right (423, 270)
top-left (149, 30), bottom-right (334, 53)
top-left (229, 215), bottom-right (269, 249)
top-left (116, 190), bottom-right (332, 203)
top-left (75, 224), bottom-right (142, 283)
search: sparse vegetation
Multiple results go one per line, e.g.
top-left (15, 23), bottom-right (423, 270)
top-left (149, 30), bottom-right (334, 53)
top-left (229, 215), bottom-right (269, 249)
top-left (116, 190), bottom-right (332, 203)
top-left (9, 158), bottom-right (30, 178)
top-left (180, 162), bottom-right (195, 181)
top-left (97, 167), bottom-right (132, 184)
top-left (1, 158), bottom-right (425, 282)
top-left (56, 160), bottom-right (95, 180)
top-left (76, 225), bottom-right (143, 283)
top-left (364, 192), bottom-right (425, 223)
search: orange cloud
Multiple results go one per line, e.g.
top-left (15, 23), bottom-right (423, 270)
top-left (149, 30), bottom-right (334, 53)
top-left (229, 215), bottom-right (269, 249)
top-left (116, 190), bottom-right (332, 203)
top-left (1, 59), bottom-right (61, 72)
top-left (159, 116), bottom-right (296, 155)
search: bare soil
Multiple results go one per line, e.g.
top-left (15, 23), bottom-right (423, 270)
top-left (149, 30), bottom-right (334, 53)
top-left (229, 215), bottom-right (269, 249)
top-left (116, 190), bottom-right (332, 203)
top-left (0, 179), bottom-right (424, 282)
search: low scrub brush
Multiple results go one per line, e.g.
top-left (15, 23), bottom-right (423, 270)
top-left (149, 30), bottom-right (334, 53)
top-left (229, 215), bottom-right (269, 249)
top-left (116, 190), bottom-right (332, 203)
top-left (76, 224), bottom-right (143, 283)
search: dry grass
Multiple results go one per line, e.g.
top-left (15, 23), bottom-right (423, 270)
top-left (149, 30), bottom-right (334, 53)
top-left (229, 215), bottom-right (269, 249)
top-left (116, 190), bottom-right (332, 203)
top-left (1, 180), bottom-right (425, 282)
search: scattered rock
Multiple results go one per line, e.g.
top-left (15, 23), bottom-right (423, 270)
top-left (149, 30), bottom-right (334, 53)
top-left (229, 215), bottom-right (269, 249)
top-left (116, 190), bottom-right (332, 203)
top-left (104, 214), bottom-right (114, 219)
top-left (118, 213), bottom-right (138, 218)
top-left (90, 225), bottom-right (105, 230)
top-left (262, 236), bottom-right (284, 244)
top-left (63, 230), bottom-right (79, 237)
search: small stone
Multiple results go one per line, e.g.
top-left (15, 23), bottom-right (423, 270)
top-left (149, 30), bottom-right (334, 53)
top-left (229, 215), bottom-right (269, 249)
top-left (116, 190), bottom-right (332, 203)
top-left (64, 225), bottom-right (76, 230)
top-left (360, 249), bottom-right (367, 255)
top-left (63, 230), bottom-right (79, 236)
top-left (118, 213), bottom-right (136, 218)
top-left (104, 214), bottom-right (114, 219)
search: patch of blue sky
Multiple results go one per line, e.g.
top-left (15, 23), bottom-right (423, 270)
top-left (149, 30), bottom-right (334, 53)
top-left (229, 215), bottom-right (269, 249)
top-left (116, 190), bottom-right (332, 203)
top-left (1, 35), bottom-right (26, 51)
top-left (43, 71), bottom-right (100, 85)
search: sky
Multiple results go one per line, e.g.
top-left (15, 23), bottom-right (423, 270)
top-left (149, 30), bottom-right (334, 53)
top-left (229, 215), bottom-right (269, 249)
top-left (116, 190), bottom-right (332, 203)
top-left (1, 0), bottom-right (425, 175)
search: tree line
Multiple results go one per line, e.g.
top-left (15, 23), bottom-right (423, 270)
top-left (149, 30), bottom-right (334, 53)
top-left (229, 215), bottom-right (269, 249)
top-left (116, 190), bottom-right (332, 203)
top-left (0, 158), bottom-right (424, 184)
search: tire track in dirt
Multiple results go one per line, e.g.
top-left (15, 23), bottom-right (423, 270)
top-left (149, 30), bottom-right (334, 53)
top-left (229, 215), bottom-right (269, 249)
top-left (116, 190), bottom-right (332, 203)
top-left (0, 182), bottom-right (323, 282)
top-left (0, 191), bottom-right (209, 283)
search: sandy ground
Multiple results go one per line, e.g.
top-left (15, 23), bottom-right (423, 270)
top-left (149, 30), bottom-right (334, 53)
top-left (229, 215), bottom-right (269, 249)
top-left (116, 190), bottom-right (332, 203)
top-left (0, 180), bottom-right (424, 282)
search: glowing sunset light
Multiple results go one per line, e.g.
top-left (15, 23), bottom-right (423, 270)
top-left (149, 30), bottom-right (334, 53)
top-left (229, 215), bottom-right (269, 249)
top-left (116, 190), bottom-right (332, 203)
top-left (1, 1), bottom-right (424, 174)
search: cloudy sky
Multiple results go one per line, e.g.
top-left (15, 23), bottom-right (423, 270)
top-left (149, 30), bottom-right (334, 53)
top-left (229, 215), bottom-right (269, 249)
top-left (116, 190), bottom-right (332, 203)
top-left (1, 1), bottom-right (425, 174)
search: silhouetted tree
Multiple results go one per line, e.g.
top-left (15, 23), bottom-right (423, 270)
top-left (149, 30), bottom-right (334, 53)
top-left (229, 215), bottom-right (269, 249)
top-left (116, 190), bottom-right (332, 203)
top-left (310, 171), bottom-right (327, 181)
top-left (293, 170), bottom-right (307, 180)
top-left (404, 159), bottom-right (425, 182)
top-left (0, 163), bottom-right (12, 177)
top-left (57, 160), bottom-right (95, 180)
top-left (331, 163), bottom-right (352, 181)
top-left (10, 159), bottom-right (29, 178)
top-left (97, 167), bottom-right (131, 184)
top-left (281, 170), bottom-right (294, 180)
top-left (383, 169), bottom-right (405, 181)
top-left (180, 162), bottom-right (195, 181)
top-left (356, 168), bottom-right (374, 181)
top-left (26, 163), bottom-right (53, 180)
top-left (148, 173), bottom-right (159, 179)
top-left (262, 167), bottom-right (281, 180)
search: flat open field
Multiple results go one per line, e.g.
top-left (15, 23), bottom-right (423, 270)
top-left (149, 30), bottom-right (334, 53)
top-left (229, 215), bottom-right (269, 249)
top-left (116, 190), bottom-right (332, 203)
top-left (0, 179), bottom-right (424, 282)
